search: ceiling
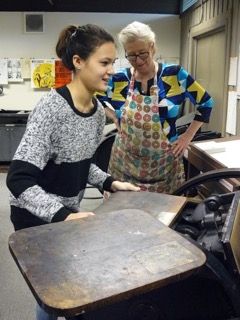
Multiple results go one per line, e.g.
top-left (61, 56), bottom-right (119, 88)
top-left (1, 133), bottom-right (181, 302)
top-left (1, 0), bottom-right (181, 14)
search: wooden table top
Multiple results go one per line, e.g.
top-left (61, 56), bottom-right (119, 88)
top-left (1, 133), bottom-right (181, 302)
top-left (9, 205), bottom-right (206, 317)
top-left (94, 190), bottom-right (187, 227)
top-left (186, 137), bottom-right (240, 192)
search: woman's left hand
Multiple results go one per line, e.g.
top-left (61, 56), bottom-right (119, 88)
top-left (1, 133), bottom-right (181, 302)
top-left (172, 120), bottom-right (203, 157)
top-left (111, 181), bottom-right (140, 192)
top-left (171, 133), bottom-right (192, 158)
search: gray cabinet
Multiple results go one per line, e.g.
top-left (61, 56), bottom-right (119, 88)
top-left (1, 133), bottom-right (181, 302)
top-left (0, 125), bottom-right (26, 161)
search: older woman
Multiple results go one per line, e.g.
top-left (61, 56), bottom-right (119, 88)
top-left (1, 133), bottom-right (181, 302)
top-left (97, 21), bottom-right (213, 194)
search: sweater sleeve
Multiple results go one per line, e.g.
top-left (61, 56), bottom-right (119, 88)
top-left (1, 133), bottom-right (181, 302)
top-left (178, 66), bottom-right (214, 123)
top-left (6, 96), bottom-right (71, 223)
top-left (96, 69), bottom-right (130, 119)
top-left (87, 163), bottom-right (115, 192)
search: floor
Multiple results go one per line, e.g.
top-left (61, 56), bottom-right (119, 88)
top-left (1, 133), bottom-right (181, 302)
top-left (0, 170), bottom-right (103, 320)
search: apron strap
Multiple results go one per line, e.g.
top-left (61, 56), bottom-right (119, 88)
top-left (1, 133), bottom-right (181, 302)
top-left (129, 72), bottom-right (135, 92)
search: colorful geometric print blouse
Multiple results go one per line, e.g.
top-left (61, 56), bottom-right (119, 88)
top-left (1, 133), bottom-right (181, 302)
top-left (96, 63), bottom-right (214, 143)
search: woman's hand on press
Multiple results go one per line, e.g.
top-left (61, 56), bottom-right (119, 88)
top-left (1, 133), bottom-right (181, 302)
top-left (65, 212), bottom-right (95, 221)
top-left (111, 181), bottom-right (140, 192)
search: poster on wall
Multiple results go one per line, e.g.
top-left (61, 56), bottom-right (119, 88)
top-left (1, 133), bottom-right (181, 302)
top-left (114, 58), bottom-right (130, 73)
top-left (0, 59), bottom-right (8, 84)
top-left (237, 49), bottom-right (240, 97)
top-left (226, 91), bottom-right (237, 135)
top-left (7, 58), bottom-right (24, 82)
top-left (54, 60), bottom-right (72, 88)
top-left (31, 59), bottom-right (55, 89)
top-left (21, 59), bottom-right (31, 79)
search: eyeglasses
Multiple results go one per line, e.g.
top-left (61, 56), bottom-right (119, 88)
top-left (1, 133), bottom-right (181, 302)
top-left (125, 51), bottom-right (150, 62)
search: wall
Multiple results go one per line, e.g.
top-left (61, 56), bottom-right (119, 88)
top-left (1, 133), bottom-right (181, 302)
top-left (0, 12), bottom-right (180, 110)
top-left (179, 0), bottom-right (240, 136)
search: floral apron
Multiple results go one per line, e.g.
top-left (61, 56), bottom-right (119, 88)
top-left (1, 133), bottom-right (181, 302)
top-left (108, 72), bottom-right (185, 194)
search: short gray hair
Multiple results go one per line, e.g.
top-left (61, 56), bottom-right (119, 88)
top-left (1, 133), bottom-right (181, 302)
top-left (118, 21), bottom-right (156, 47)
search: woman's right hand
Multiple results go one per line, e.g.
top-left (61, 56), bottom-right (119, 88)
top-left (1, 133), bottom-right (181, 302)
top-left (65, 211), bottom-right (95, 221)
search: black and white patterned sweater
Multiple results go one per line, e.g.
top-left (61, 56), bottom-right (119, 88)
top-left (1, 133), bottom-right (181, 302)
top-left (6, 86), bottom-right (114, 225)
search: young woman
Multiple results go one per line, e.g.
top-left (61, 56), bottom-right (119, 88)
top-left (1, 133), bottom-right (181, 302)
top-left (6, 24), bottom-right (140, 320)
top-left (97, 21), bottom-right (214, 194)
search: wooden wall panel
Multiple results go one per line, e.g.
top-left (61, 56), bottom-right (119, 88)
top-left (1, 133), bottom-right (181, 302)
top-left (179, 0), bottom-right (239, 136)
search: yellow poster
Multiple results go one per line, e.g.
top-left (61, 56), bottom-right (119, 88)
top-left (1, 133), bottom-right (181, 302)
top-left (31, 59), bottom-right (55, 89)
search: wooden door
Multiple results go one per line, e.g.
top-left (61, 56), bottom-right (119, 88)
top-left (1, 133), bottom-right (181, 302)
top-left (193, 29), bottom-right (227, 135)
